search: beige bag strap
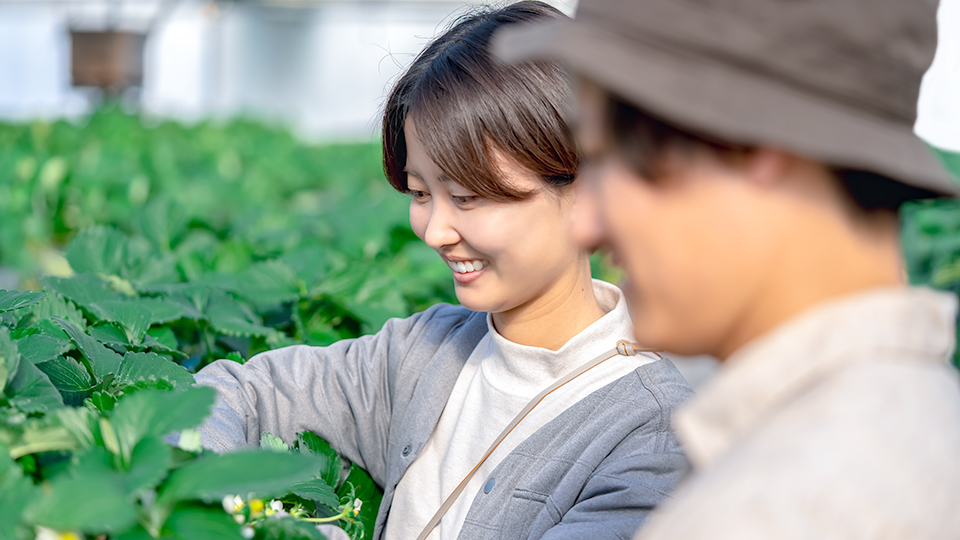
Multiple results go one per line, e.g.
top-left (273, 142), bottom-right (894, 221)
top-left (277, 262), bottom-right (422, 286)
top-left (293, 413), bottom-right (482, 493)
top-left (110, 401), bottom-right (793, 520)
top-left (414, 341), bottom-right (659, 540)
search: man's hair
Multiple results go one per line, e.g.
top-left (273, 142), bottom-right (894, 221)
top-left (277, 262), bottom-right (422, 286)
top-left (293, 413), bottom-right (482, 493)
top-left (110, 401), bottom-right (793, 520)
top-left (603, 92), bottom-right (940, 213)
top-left (382, 1), bottom-right (577, 201)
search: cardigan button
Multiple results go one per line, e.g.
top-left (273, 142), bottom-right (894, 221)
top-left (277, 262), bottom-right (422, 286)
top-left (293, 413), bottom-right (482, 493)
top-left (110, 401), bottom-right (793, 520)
top-left (401, 445), bottom-right (412, 457)
top-left (483, 478), bottom-right (495, 494)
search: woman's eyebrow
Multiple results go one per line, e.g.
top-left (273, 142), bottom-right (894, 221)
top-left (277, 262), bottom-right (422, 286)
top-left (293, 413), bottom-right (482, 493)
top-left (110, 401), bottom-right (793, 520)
top-left (403, 168), bottom-right (423, 180)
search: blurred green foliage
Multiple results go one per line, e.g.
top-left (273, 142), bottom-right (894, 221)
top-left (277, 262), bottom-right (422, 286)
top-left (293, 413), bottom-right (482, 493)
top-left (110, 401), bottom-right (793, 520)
top-left (0, 107), bottom-right (457, 347)
top-left (902, 146), bottom-right (960, 368)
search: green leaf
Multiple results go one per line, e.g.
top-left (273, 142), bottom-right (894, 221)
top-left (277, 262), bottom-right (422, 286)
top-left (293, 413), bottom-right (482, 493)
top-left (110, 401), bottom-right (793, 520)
top-left (53, 317), bottom-right (123, 380)
top-left (0, 327), bottom-right (19, 393)
top-left (260, 432), bottom-right (289, 452)
top-left (295, 432), bottom-right (341, 489)
top-left (291, 477), bottom-right (341, 510)
top-left (24, 469), bottom-right (137, 534)
top-left (255, 516), bottom-right (330, 540)
top-left (232, 260), bottom-right (302, 307)
top-left (157, 450), bottom-right (324, 507)
top-left (206, 292), bottom-right (275, 338)
top-left (337, 464), bottom-right (383, 540)
top-left (147, 326), bottom-right (179, 350)
top-left (0, 290), bottom-right (46, 313)
top-left (108, 387), bottom-right (216, 466)
top-left (42, 274), bottom-right (122, 313)
top-left (162, 504), bottom-right (244, 540)
top-left (65, 225), bottom-right (130, 277)
top-left (32, 291), bottom-right (87, 333)
top-left (91, 299), bottom-right (153, 345)
top-left (16, 333), bottom-right (72, 365)
top-left (116, 351), bottom-right (194, 389)
top-left (0, 442), bottom-right (40, 540)
top-left (55, 407), bottom-right (96, 448)
top-left (127, 436), bottom-right (172, 493)
top-left (4, 418), bottom-right (76, 459)
top-left (139, 297), bottom-right (188, 324)
top-left (7, 360), bottom-right (63, 413)
top-left (35, 355), bottom-right (93, 392)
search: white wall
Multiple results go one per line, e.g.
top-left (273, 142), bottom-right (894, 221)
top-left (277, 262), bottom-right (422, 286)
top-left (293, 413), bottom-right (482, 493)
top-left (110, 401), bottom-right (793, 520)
top-left (0, 0), bottom-right (576, 140)
top-left (917, 0), bottom-right (960, 152)
top-left (0, 0), bottom-right (953, 148)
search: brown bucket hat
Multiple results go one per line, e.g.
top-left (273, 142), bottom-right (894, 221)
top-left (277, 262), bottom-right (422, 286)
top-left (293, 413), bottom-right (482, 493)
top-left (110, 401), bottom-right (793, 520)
top-left (493, 0), bottom-right (960, 196)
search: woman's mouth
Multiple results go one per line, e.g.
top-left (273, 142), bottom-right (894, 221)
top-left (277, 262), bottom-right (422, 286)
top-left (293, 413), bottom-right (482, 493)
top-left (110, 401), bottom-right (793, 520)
top-left (447, 259), bottom-right (487, 284)
top-left (447, 259), bottom-right (486, 274)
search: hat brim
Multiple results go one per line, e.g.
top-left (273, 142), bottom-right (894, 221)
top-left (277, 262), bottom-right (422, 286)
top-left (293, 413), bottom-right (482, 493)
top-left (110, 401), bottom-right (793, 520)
top-left (493, 18), bottom-right (959, 196)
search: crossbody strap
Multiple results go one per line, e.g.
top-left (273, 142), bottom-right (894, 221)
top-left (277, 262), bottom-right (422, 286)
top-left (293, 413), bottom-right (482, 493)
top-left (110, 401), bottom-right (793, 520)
top-left (414, 341), bottom-right (660, 540)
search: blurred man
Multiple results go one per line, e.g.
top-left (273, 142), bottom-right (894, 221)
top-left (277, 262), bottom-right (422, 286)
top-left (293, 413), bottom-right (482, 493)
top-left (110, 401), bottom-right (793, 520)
top-left (495, 0), bottom-right (960, 538)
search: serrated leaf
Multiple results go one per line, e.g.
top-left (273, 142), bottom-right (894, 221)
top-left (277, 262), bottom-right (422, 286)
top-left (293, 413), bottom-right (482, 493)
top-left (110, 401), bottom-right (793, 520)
top-left (16, 333), bottom-right (71, 365)
top-left (35, 355), bottom-right (93, 392)
top-left (0, 290), bottom-right (46, 313)
top-left (291, 477), bottom-right (341, 510)
top-left (127, 436), bottom-right (172, 493)
top-left (135, 197), bottom-right (188, 253)
top-left (0, 327), bottom-right (19, 393)
top-left (156, 450), bottom-right (323, 507)
top-left (206, 292), bottom-right (274, 338)
top-left (116, 351), bottom-right (194, 389)
top-left (24, 469), bottom-right (137, 534)
top-left (87, 321), bottom-right (131, 344)
top-left (231, 260), bottom-right (302, 307)
top-left (53, 317), bottom-right (122, 381)
top-left (7, 360), bottom-right (63, 413)
top-left (91, 300), bottom-right (153, 345)
top-left (65, 226), bottom-right (130, 277)
top-left (260, 432), bottom-right (289, 452)
top-left (42, 274), bottom-right (122, 313)
top-left (147, 326), bottom-right (179, 349)
top-left (138, 297), bottom-right (187, 324)
top-left (109, 387), bottom-right (215, 466)
top-left (32, 292), bottom-right (87, 333)
top-left (295, 431), bottom-right (341, 489)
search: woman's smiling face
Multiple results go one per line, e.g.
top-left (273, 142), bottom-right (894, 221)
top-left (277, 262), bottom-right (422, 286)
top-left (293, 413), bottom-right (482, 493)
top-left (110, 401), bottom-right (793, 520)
top-left (404, 116), bottom-right (587, 315)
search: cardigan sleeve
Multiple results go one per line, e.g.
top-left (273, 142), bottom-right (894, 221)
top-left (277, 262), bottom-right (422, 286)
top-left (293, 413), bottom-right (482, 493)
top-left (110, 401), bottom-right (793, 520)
top-left (191, 303), bottom-right (465, 485)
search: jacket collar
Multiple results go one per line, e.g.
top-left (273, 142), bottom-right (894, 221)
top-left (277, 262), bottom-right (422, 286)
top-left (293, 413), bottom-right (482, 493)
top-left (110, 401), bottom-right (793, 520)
top-left (674, 286), bottom-right (958, 468)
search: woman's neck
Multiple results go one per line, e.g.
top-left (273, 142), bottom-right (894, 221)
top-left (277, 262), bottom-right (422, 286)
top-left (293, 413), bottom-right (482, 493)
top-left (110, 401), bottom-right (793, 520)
top-left (491, 259), bottom-right (606, 351)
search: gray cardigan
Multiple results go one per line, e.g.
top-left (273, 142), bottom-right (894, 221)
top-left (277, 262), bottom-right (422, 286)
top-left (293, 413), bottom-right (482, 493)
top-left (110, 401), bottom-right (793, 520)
top-left (194, 303), bottom-right (694, 540)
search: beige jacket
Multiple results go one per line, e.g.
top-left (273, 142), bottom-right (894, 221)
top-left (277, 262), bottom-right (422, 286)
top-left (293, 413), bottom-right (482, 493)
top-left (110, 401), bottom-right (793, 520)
top-left (636, 286), bottom-right (960, 540)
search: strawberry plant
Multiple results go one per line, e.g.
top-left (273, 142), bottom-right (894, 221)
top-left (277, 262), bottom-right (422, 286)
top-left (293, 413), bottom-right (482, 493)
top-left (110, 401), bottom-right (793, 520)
top-left (0, 243), bottom-right (384, 539)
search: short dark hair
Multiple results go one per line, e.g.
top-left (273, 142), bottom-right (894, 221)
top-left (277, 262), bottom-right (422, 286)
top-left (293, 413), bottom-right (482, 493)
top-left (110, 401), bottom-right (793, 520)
top-left (382, 1), bottom-right (577, 202)
top-left (601, 92), bottom-right (940, 213)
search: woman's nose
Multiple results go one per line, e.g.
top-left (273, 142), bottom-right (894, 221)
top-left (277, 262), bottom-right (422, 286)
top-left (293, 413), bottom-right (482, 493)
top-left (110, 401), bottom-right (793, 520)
top-left (422, 201), bottom-right (461, 250)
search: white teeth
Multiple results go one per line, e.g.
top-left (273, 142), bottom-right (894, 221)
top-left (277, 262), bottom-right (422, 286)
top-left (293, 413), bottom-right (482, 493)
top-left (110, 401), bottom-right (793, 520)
top-left (448, 260), bottom-right (486, 273)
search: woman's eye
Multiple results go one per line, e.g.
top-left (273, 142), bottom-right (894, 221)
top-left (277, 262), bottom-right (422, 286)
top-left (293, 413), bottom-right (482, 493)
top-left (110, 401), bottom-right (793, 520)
top-left (452, 195), bottom-right (477, 205)
top-left (408, 190), bottom-right (429, 201)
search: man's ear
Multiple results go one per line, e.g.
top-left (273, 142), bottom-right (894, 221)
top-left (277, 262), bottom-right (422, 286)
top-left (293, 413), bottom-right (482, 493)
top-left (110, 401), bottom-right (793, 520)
top-left (744, 147), bottom-right (792, 189)
top-left (570, 177), bottom-right (606, 252)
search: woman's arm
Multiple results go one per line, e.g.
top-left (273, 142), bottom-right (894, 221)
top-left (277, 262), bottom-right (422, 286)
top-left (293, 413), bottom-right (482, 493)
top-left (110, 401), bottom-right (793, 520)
top-left (192, 304), bottom-right (464, 485)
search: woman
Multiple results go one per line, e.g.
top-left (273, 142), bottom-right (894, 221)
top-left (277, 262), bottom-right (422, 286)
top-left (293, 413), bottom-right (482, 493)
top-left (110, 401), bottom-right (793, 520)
top-left (194, 3), bottom-right (693, 539)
